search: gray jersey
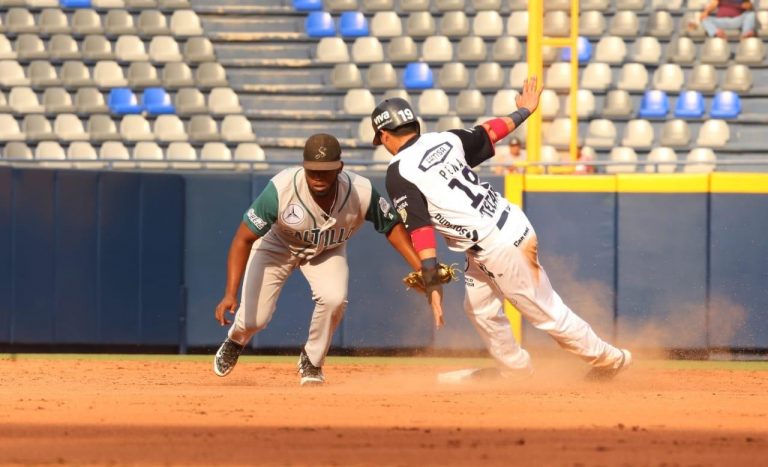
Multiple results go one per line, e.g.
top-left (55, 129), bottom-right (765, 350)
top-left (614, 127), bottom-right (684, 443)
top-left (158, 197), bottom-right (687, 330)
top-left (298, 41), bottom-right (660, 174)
top-left (243, 167), bottom-right (398, 260)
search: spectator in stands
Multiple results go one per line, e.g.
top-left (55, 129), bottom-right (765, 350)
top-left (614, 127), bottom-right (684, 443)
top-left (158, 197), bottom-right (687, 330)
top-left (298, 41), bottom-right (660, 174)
top-left (690, 0), bottom-right (756, 39)
top-left (574, 145), bottom-right (597, 175)
top-left (492, 137), bottom-right (527, 174)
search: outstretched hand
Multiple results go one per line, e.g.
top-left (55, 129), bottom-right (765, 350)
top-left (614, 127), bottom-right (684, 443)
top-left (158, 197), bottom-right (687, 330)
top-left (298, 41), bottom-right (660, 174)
top-left (215, 295), bottom-right (238, 326)
top-left (514, 76), bottom-right (543, 114)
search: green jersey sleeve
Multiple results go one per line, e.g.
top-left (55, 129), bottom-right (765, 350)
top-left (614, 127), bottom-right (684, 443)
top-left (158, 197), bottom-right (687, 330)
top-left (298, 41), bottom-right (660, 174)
top-left (243, 181), bottom-right (279, 236)
top-left (365, 185), bottom-right (400, 234)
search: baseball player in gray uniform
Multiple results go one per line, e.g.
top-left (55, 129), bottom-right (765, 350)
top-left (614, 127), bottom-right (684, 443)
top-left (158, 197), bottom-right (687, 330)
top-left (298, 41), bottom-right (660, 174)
top-left (213, 133), bottom-right (421, 385)
top-left (371, 77), bottom-right (632, 381)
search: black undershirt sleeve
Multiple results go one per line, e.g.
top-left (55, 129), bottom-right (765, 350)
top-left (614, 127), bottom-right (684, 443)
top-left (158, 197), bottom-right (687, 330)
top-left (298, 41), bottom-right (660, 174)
top-left (385, 161), bottom-right (431, 233)
top-left (447, 125), bottom-right (496, 168)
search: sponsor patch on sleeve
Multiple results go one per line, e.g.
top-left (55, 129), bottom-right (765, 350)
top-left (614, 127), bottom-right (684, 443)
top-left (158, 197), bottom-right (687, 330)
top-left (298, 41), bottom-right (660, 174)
top-left (378, 197), bottom-right (394, 219)
top-left (246, 208), bottom-right (268, 230)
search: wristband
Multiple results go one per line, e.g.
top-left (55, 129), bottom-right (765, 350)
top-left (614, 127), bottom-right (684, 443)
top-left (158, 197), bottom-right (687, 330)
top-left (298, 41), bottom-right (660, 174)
top-left (509, 107), bottom-right (531, 127)
top-left (486, 118), bottom-right (510, 141)
top-left (420, 257), bottom-right (442, 302)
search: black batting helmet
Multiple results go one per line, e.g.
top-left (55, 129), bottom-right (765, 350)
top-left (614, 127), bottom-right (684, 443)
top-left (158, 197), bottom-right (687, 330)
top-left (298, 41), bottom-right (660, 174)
top-left (370, 97), bottom-right (419, 146)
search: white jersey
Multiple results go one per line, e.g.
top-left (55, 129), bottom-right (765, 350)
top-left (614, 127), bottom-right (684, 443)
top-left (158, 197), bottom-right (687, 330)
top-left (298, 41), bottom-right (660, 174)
top-left (385, 127), bottom-right (510, 252)
top-left (243, 167), bottom-right (398, 260)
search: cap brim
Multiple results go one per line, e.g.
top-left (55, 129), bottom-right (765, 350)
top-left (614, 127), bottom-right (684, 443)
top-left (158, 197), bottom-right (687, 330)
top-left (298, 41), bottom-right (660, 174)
top-left (372, 131), bottom-right (382, 146)
top-left (303, 160), bottom-right (343, 171)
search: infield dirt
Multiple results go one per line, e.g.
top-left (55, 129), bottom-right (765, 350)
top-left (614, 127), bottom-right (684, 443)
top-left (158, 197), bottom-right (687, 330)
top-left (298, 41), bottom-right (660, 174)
top-left (1, 355), bottom-right (767, 466)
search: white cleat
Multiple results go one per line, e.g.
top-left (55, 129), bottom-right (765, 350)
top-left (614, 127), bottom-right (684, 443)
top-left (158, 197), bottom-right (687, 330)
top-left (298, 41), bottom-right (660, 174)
top-left (585, 349), bottom-right (632, 382)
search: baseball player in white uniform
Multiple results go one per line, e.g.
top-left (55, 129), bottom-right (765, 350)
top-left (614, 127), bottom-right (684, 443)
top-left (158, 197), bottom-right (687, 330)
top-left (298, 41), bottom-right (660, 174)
top-left (371, 77), bottom-right (632, 381)
top-left (213, 133), bottom-right (421, 385)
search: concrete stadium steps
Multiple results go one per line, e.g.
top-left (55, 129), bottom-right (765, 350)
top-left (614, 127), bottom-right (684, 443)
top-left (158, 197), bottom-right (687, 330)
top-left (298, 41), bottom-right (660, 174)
top-left (191, 0), bottom-right (294, 14)
top-left (215, 43), bottom-right (314, 62)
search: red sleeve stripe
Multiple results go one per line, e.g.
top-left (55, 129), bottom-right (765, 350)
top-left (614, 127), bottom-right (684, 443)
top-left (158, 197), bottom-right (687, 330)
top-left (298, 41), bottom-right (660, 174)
top-left (410, 226), bottom-right (437, 252)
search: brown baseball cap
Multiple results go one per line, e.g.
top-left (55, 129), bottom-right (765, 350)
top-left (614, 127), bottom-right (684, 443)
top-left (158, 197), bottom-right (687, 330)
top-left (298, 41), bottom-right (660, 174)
top-left (303, 133), bottom-right (343, 170)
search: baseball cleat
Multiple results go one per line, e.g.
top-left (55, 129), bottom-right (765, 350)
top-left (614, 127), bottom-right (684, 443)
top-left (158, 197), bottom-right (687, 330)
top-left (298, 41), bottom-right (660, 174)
top-left (213, 338), bottom-right (244, 377)
top-left (585, 349), bottom-right (632, 382)
top-left (437, 366), bottom-right (534, 384)
top-left (297, 349), bottom-right (325, 386)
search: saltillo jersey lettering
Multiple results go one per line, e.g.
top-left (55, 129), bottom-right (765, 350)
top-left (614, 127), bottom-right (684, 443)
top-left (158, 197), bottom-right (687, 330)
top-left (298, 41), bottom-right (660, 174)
top-left (243, 168), bottom-right (399, 260)
top-left (386, 126), bottom-right (508, 252)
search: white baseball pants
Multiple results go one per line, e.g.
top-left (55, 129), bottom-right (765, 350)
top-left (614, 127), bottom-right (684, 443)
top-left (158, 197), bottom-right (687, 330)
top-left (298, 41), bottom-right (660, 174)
top-left (228, 244), bottom-right (348, 367)
top-left (464, 205), bottom-right (624, 371)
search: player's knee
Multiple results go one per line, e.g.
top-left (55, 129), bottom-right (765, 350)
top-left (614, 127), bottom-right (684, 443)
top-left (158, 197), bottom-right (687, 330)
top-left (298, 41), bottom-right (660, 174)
top-left (315, 293), bottom-right (348, 315)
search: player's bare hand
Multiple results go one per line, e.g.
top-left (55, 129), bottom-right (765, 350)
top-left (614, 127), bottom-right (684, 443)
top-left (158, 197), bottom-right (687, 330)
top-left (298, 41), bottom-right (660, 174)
top-left (215, 295), bottom-right (238, 326)
top-left (515, 76), bottom-right (543, 114)
top-left (428, 289), bottom-right (445, 329)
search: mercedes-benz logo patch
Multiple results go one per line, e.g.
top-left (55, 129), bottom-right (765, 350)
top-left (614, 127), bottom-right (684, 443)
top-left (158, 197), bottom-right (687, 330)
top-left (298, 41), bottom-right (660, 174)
top-left (281, 203), bottom-right (305, 225)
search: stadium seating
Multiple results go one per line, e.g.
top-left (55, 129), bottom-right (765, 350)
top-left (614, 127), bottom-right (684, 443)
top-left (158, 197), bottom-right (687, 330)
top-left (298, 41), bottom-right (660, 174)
top-left (142, 87), bottom-right (175, 114)
top-left (305, 12), bottom-right (336, 37)
top-left (108, 88), bottom-right (142, 114)
top-left (403, 62), bottom-right (433, 89)
top-left (674, 91), bottom-right (705, 119)
top-left (639, 90), bottom-right (669, 118)
top-left (710, 91), bottom-right (741, 119)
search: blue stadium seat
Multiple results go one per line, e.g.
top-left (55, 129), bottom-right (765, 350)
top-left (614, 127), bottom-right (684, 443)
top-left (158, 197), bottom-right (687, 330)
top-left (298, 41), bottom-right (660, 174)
top-left (561, 36), bottom-right (592, 63)
top-left (674, 90), bottom-right (705, 118)
top-left (339, 12), bottom-right (369, 37)
top-left (293, 0), bottom-right (323, 11)
top-left (143, 87), bottom-right (176, 115)
top-left (638, 90), bottom-right (669, 118)
top-left (108, 88), bottom-right (142, 115)
top-left (305, 12), bottom-right (336, 37)
top-left (60, 0), bottom-right (92, 7)
top-left (710, 91), bottom-right (741, 119)
top-left (403, 62), bottom-right (434, 89)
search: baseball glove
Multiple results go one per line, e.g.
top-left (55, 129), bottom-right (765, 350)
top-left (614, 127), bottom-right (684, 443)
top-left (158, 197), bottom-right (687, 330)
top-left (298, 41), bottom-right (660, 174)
top-left (403, 263), bottom-right (459, 293)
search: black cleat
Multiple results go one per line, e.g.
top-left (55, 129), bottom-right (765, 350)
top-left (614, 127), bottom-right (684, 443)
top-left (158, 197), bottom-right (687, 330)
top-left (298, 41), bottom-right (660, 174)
top-left (585, 349), bottom-right (632, 382)
top-left (213, 338), bottom-right (244, 377)
top-left (297, 349), bottom-right (325, 386)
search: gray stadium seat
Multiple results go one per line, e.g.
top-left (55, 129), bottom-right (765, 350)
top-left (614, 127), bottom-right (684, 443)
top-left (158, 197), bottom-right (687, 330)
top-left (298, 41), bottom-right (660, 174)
top-left (200, 142), bottom-right (232, 167)
top-left (163, 62), bottom-right (195, 88)
top-left (475, 62), bottom-right (504, 90)
top-left (357, 115), bottom-right (375, 142)
top-left (149, 36), bottom-right (182, 62)
top-left (99, 141), bottom-right (130, 160)
top-left (35, 141), bottom-right (66, 160)
top-left (9, 86), bottom-right (43, 113)
top-left (0, 60), bottom-right (28, 87)
top-left (127, 62), bottom-right (161, 88)
top-left (543, 11), bottom-right (569, 37)
top-left (581, 62), bottom-right (612, 91)
top-left (0, 92), bottom-right (8, 113)
top-left (701, 38), bottom-right (730, 65)
top-left (183, 37), bottom-right (215, 63)
top-left (509, 62), bottom-right (527, 88)
top-left (174, 87), bottom-right (206, 115)
top-left (351, 36), bottom-right (384, 63)
top-left (343, 88), bottom-right (376, 115)
top-left (538, 89), bottom-right (560, 119)
top-left (330, 63), bottom-right (363, 89)
top-left (87, 114), bottom-right (120, 141)
top-left (370, 12), bottom-right (401, 38)
top-left (29, 60), bottom-right (60, 88)
top-left (646, 10), bottom-right (674, 38)
top-left (594, 36), bottom-right (626, 64)
top-left (158, 0), bottom-right (190, 9)
top-left (54, 113), bottom-right (88, 141)
top-left (418, 89), bottom-right (450, 116)
top-left (27, 0), bottom-right (63, 6)
top-left (49, 35), bottom-right (81, 61)
top-left (508, 0), bottom-right (529, 9)
top-left (621, 119), bottom-right (654, 149)
top-left (115, 35), bottom-right (148, 62)
top-left (491, 89), bottom-right (518, 115)
top-left (233, 143), bottom-right (266, 164)
top-left (383, 89), bottom-right (411, 104)
top-left (16, 34), bottom-right (48, 60)
top-left (696, 119), bottom-right (729, 147)
top-left (82, 35), bottom-right (114, 61)
top-left (153, 114), bottom-right (187, 142)
top-left (666, 37), bottom-right (696, 65)
top-left (127, 0), bottom-right (159, 9)
top-left (722, 64), bottom-right (752, 92)
top-left (0, 114), bottom-right (25, 141)
top-left (584, 118), bottom-right (616, 149)
top-left (543, 118), bottom-right (572, 147)
top-left (23, 114), bottom-right (55, 141)
top-left (400, 0), bottom-right (429, 11)
top-left (507, 11), bottom-right (529, 37)
top-left (406, 12), bottom-right (436, 38)
top-left (473, 11), bottom-right (504, 37)
top-left (472, 0), bottom-right (501, 9)
top-left (39, 9), bottom-right (70, 36)
top-left (440, 11), bottom-right (469, 38)
top-left (138, 10), bottom-right (170, 37)
top-left (387, 36), bottom-right (418, 63)
top-left (438, 63), bottom-right (469, 90)
top-left (72, 9), bottom-right (103, 36)
top-left (188, 114), bottom-right (219, 142)
top-left (75, 87), bottom-right (108, 114)
top-left (684, 148), bottom-right (716, 174)
top-left (542, 45), bottom-right (559, 64)
top-left (602, 90), bottom-right (633, 118)
top-left (568, 89), bottom-right (595, 118)
top-left (4, 142), bottom-right (32, 160)
top-left (366, 62), bottom-right (398, 89)
top-left (681, 12), bottom-right (706, 38)
top-left (616, 62), bottom-right (648, 91)
top-left (166, 141), bottom-right (197, 161)
top-left (67, 141), bottom-right (98, 161)
top-left (735, 37), bottom-right (765, 65)
top-left (43, 87), bottom-right (74, 114)
top-left (688, 64), bottom-right (718, 92)
top-left (0, 37), bottom-right (16, 60)
top-left (422, 35), bottom-right (453, 63)
top-left (609, 11), bottom-right (639, 37)
top-left (457, 36), bottom-right (487, 63)
top-left (326, 0), bottom-right (358, 12)
top-left (544, 0), bottom-right (569, 9)
top-left (645, 147), bottom-right (678, 174)
top-left (435, 0), bottom-right (464, 11)
top-left (120, 114), bottom-right (154, 141)
top-left (6, 8), bottom-right (36, 35)
top-left (758, 11), bottom-right (768, 38)
top-left (208, 87), bottom-right (242, 115)
top-left (170, 10), bottom-right (203, 37)
top-left (195, 62), bottom-right (228, 89)
top-left (62, 61), bottom-right (94, 88)
top-left (456, 89), bottom-right (486, 116)
top-left (605, 147), bottom-right (637, 174)
top-left (105, 10), bottom-right (136, 37)
top-left (133, 142), bottom-right (164, 162)
top-left (659, 119), bottom-right (691, 147)
top-left (221, 115), bottom-right (256, 142)
top-left (631, 37), bottom-right (661, 64)
top-left (315, 37), bottom-right (349, 63)
top-left (616, 0), bottom-right (646, 9)
top-left (93, 60), bottom-right (128, 87)
top-left (93, 0), bottom-right (126, 8)
top-left (580, 11), bottom-right (606, 37)
top-left (363, 0), bottom-right (394, 12)
top-left (545, 62), bottom-right (570, 91)
top-left (492, 36), bottom-right (522, 63)
top-left (652, 64), bottom-right (684, 92)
